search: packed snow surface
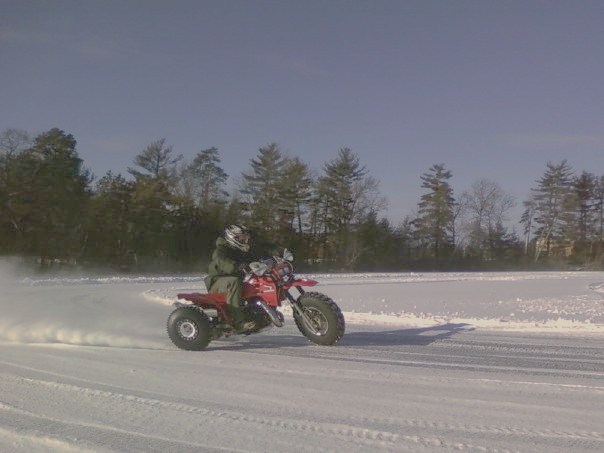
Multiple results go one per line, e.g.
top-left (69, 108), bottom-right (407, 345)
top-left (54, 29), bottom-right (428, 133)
top-left (1, 264), bottom-right (603, 452)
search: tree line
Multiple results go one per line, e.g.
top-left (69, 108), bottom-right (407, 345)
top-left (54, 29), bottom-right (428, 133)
top-left (1, 127), bottom-right (603, 272)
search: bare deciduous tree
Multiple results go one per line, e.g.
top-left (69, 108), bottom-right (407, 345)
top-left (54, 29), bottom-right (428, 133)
top-left (460, 179), bottom-right (516, 256)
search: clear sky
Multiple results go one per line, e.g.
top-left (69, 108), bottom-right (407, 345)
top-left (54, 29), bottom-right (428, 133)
top-left (2, 0), bottom-right (604, 226)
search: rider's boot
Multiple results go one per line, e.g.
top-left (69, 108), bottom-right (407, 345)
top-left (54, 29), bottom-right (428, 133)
top-left (226, 306), bottom-right (255, 333)
top-left (235, 320), bottom-right (256, 333)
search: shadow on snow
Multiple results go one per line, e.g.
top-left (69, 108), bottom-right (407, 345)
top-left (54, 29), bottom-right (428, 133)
top-left (208, 323), bottom-right (474, 351)
top-left (340, 323), bottom-right (474, 347)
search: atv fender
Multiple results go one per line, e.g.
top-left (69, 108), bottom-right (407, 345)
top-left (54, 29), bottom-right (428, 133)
top-left (176, 292), bottom-right (230, 321)
top-left (290, 278), bottom-right (318, 287)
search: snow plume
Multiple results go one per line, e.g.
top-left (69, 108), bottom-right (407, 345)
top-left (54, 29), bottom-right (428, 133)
top-left (0, 324), bottom-right (161, 348)
top-left (0, 260), bottom-right (165, 349)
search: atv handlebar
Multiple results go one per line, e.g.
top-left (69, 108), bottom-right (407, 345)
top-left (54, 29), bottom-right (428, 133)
top-left (243, 252), bottom-right (294, 280)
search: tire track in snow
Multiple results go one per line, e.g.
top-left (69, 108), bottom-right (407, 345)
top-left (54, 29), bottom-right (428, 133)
top-left (0, 398), bottom-right (512, 453)
top-left (0, 401), bottom-right (247, 453)
top-left (240, 345), bottom-right (604, 381)
top-left (0, 423), bottom-right (102, 453)
top-left (3, 375), bottom-right (402, 446)
top-left (222, 327), bottom-right (604, 381)
top-left (3, 373), bottom-right (603, 452)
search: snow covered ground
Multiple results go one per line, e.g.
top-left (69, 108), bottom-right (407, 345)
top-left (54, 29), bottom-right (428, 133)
top-left (1, 262), bottom-right (604, 452)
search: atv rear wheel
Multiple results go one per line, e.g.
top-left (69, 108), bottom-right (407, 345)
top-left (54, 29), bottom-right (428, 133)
top-left (293, 292), bottom-right (345, 345)
top-left (167, 307), bottom-right (211, 351)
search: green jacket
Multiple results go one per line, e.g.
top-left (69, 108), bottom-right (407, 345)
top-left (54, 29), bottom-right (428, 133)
top-left (204, 237), bottom-right (251, 290)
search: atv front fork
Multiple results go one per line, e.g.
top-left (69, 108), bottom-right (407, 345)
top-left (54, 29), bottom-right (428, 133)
top-left (284, 287), bottom-right (322, 336)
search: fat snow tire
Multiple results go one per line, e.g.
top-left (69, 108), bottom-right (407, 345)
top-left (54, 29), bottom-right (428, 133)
top-left (167, 307), bottom-right (211, 351)
top-left (294, 292), bottom-right (345, 345)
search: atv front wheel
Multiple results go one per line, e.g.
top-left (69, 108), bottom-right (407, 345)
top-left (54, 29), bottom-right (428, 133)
top-left (167, 307), bottom-right (211, 351)
top-left (293, 292), bottom-right (345, 345)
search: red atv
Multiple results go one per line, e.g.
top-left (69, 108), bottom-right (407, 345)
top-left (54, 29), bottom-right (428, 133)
top-left (167, 250), bottom-right (345, 350)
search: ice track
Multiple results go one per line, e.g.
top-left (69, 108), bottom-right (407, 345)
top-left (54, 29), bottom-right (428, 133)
top-left (2, 325), bottom-right (604, 452)
top-left (1, 271), bottom-right (603, 452)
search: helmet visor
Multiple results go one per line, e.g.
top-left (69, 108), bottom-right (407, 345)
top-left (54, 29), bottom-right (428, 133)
top-left (235, 232), bottom-right (250, 245)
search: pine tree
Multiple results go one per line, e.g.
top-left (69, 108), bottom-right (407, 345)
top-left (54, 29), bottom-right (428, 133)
top-left (240, 143), bottom-right (288, 232)
top-left (315, 148), bottom-right (385, 268)
top-left (520, 197), bottom-right (537, 255)
top-left (531, 160), bottom-right (574, 261)
top-left (414, 164), bottom-right (455, 263)
top-left (127, 139), bottom-right (182, 266)
top-left (320, 148), bottom-right (367, 232)
top-left (281, 157), bottom-right (313, 234)
top-left (179, 147), bottom-right (229, 211)
top-left (0, 128), bottom-right (32, 253)
top-left (7, 128), bottom-right (91, 261)
top-left (128, 138), bottom-right (183, 181)
top-left (85, 172), bottom-right (135, 268)
top-left (572, 171), bottom-right (600, 260)
top-left (356, 213), bottom-right (401, 270)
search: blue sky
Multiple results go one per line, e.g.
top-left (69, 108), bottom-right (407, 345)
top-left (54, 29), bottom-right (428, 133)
top-left (2, 0), bottom-right (604, 226)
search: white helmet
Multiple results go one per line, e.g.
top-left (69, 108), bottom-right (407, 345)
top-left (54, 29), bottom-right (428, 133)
top-left (224, 224), bottom-right (251, 252)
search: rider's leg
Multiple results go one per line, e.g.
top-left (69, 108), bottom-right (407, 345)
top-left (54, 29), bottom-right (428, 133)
top-left (210, 276), bottom-right (245, 324)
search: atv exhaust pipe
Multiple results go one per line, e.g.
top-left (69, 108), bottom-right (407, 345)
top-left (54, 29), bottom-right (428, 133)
top-left (255, 300), bottom-right (284, 327)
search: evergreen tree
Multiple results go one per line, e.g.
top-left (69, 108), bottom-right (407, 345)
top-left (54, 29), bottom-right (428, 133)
top-left (127, 139), bottom-right (182, 266)
top-left (3, 128), bottom-right (91, 261)
top-left (316, 148), bottom-right (385, 268)
top-left (306, 176), bottom-right (331, 263)
top-left (240, 143), bottom-right (288, 232)
top-left (281, 157), bottom-right (314, 234)
top-left (128, 138), bottom-right (182, 180)
top-left (179, 147), bottom-right (229, 211)
top-left (129, 178), bottom-right (174, 266)
top-left (0, 128), bottom-right (32, 253)
top-left (414, 164), bottom-right (455, 263)
top-left (531, 160), bottom-right (574, 261)
top-left (520, 197), bottom-right (537, 256)
top-left (84, 172), bottom-right (135, 268)
top-left (356, 213), bottom-right (401, 270)
top-left (572, 171), bottom-right (599, 259)
top-left (170, 201), bottom-right (223, 269)
top-left (168, 148), bottom-right (230, 268)
top-left (320, 148), bottom-right (367, 232)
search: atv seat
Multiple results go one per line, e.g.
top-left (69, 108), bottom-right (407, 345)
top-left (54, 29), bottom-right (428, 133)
top-left (177, 292), bottom-right (227, 308)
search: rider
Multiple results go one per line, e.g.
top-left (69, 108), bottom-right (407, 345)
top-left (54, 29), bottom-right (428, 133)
top-left (204, 224), bottom-right (257, 332)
